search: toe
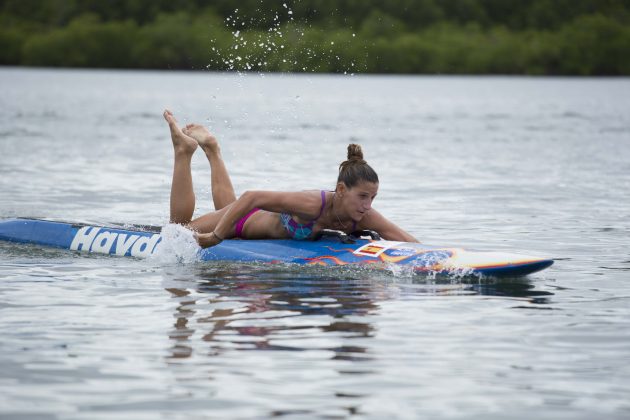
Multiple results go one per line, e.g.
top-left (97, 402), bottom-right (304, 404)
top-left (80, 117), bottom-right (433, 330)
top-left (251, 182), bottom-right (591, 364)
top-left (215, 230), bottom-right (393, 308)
top-left (164, 110), bottom-right (178, 124)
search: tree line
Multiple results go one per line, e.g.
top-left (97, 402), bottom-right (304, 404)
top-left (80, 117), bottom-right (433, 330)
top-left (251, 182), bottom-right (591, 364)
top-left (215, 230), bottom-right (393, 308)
top-left (1, 0), bottom-right (629, 74)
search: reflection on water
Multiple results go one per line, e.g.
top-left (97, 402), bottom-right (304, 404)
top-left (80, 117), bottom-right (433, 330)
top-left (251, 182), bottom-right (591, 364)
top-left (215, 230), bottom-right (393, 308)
top-left (163, 264), bottom-right (554, 361)
top-left (469, 279), bottom-right (554, 302)
top-left (164, 268), bottom-right (380, 362)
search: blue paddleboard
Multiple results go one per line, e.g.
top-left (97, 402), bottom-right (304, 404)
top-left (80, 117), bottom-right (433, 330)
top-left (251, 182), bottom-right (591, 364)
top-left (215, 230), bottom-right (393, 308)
top-left (0, 218), bottom-right (553, 277)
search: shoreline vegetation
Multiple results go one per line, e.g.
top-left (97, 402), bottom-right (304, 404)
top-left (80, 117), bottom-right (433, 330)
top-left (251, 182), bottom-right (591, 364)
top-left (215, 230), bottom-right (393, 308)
top-left (1, 0), bottom-right (629, 75)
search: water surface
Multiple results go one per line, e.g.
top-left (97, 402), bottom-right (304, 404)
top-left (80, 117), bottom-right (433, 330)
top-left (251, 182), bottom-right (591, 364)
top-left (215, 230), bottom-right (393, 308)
top-left (1, 68), bottom-right (629, 419)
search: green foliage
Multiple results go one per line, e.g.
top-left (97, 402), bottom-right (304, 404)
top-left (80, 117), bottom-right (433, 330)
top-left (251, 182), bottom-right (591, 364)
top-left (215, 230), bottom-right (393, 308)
top-left (1, 0), bottom-right (629, 74)
top-left (360, 10), bottom-right (407, 39)
top-left (132, 11), bottom-right (225, 69)
top-left (0, 27), bottom-right (25, 64)
top-left (21, 14), bottom-right (138, 67)
top-left (550, 14), bottom-right (630, 75)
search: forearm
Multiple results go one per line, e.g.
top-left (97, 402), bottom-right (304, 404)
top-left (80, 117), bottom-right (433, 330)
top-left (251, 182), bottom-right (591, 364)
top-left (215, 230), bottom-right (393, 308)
top-left (399, 231), bottom-right (419, 243)
top-left (213, 191), bottom-right (257, 239)
top-left (363, 209), bottom-right (419, 243)
top-left (382, 228), bottom-right (418, 243)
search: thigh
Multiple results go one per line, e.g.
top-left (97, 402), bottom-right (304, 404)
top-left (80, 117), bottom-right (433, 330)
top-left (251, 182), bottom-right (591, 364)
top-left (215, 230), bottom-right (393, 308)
top-left (188, 205), bottom-right (234, 234)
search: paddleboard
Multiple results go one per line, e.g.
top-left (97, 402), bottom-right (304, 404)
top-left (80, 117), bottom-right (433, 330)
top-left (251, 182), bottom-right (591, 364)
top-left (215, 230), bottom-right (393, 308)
top-left (0, 218), bottom-right (553, 277)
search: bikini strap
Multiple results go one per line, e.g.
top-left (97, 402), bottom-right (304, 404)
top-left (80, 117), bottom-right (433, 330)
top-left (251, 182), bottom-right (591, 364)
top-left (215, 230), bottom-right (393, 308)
top-left (311, 190), bottom-right (326, 223)
top-left (314, 190), bottom-right (326, 221)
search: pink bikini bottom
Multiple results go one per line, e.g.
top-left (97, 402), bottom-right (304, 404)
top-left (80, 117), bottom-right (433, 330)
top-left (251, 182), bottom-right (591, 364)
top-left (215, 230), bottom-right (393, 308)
top-left (234, 208), bottom-right (260, 238)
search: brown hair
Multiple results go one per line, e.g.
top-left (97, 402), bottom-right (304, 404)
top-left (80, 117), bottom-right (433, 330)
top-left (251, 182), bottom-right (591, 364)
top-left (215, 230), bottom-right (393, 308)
top-left (337, 144), bottom-right (379, 188)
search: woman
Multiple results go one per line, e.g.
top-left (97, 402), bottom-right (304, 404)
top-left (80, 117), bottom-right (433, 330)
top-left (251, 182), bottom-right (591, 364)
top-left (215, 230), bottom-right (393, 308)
top-left (164, 109), bottom-right (417, 248)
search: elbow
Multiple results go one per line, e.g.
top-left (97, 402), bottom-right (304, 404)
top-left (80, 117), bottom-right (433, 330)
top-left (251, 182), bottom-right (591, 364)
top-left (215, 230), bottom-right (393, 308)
top-left (239, 190), bottom-right (260, 208)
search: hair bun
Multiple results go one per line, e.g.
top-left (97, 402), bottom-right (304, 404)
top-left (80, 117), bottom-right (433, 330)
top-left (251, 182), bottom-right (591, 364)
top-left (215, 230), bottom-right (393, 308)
top-left (337, 143), bottom-right (379, 187)
top-left (347, 144), bottom-right (365, 162)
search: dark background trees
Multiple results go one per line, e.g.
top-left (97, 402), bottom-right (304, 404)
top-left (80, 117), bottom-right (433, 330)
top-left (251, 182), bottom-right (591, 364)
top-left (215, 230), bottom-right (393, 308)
top-left (1, 0), bottom-right (629, 74)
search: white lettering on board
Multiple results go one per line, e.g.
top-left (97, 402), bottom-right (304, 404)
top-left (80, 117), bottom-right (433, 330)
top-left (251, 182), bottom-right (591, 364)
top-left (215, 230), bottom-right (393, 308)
top-left (130, 234), bottom-right (161, 258)
top-left (114, 233), bottom-right (139, 256)
top-left (70, 227), bottom-right (101, 251)
top-left (90, 231), bottom-right (117, 253)
top-left (70, 226), bottom-right (161, 258)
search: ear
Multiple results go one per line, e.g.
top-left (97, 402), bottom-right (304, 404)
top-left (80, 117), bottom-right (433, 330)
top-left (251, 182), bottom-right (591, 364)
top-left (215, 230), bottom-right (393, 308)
top-left (336, 182), bottom-right (347, 195)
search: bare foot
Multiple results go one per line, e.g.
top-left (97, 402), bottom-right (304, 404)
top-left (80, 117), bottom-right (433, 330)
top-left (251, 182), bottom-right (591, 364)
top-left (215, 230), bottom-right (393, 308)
top-left (183, 124), bottom-right (219, 154)
top-left (163, 110), bottom-right (198, 155)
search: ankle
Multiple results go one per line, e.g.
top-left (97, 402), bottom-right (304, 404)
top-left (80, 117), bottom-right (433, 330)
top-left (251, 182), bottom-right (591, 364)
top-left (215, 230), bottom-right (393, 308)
top-left (173, 147), bottom-right (195, 158)
top-left (203, 144), bottom-right (221, 156)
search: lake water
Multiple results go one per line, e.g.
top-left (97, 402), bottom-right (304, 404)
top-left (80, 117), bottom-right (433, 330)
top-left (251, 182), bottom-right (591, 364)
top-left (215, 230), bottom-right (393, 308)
top-left (1, 67), bottom-right (629, 419)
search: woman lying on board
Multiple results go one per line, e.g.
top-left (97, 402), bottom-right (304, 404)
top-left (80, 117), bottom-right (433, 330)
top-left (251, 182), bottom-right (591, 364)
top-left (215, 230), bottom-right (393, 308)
top-left (163, 110), bottom-right (417, 248)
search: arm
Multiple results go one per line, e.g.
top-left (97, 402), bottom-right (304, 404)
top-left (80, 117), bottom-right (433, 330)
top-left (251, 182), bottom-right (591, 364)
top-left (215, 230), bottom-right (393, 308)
top-left (198, 190), bottom-right (323, 247)
top-left (359, 209), bottom-right (418, 242)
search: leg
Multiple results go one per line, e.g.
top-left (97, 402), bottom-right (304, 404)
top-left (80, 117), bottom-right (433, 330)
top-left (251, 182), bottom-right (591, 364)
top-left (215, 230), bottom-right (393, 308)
top-left (190, 207), bottom-right (233, 248)
top-left (163, 110), bottom-right (198, 224)
top-left (182, 124), bottom-right (237, 210)
top-left (188, 205), bottom-right (234, 234)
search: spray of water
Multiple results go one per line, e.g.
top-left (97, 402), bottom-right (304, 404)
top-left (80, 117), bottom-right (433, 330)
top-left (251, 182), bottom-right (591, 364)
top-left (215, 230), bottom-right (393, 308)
top-left (206, 4), bottom-right (359, 76)
top-left (150, 224), bottom-right (200, 264)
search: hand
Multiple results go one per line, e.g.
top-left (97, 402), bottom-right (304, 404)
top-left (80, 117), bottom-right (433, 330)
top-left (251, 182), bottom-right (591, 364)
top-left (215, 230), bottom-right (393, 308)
top-left (195, 232), bottom-right (223, 248)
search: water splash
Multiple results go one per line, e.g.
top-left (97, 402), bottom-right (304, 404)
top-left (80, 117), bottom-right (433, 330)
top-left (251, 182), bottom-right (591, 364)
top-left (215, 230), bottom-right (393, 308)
top-left (150, 224), bottom-right (200, 264)
top-left (387, 262), bottom-right (416, 278)
top-left (205, 5), bottom-right (359, 76)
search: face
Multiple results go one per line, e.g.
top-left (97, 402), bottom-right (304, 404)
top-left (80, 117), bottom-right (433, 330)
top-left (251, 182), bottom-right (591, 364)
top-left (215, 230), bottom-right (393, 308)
top-left (338, 181), bottom-right (379, 221)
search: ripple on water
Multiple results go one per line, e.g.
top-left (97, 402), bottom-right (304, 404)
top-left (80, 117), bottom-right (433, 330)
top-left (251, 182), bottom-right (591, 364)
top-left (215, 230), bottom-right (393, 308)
top-left (1, 70), bottom-right (630, 418)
